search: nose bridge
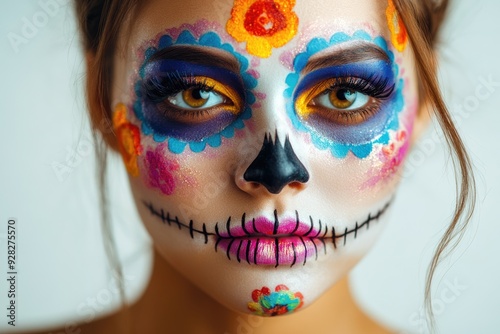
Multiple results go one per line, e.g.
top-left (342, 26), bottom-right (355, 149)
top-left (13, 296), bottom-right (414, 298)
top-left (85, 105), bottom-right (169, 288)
top-left (250, 58), bottom-right (292, 137)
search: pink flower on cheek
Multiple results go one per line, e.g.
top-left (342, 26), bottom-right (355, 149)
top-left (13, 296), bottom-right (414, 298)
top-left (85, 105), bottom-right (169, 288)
top-left (144, 147), bottom-right (179, 195)
top-left (361, 130), bottom-right (409, 189)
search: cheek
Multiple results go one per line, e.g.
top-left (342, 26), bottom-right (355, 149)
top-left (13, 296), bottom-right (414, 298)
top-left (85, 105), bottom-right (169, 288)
top-left (359, 128), bottom-right (411, 190)
top-left (139, 144), bottom-right (181, 196)
top-left (359, 92), bottom-right (417, 190)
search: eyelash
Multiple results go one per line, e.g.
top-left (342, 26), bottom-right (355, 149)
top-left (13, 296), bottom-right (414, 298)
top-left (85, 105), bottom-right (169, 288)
top-left (144, 72), bottom-right (215, 104)
top-left (295, 74), bottom-right (395, 126)
top-left (319, 75), bottom-right (394, 100)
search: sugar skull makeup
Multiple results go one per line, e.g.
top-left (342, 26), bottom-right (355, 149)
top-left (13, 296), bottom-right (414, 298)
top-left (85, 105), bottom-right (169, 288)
top-left (284, 31), bottom-right (404, 158)
top-left (132, 24), bottom-right (258, 154)
top-left (112, 0), bottom-right (420, 319)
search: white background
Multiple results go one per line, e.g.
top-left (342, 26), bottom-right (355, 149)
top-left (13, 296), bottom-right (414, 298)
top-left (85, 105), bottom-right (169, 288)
top-left (0, 1), bottom-right (499, 333)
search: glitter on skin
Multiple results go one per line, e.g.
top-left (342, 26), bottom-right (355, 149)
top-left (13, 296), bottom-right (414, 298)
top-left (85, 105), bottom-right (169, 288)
top-left (361, 129), bottom-right (409, 189)
top-left (112, 103), bottom-right (143, 177)
top-left (226, 0), bottom-right (299, 58)
top-left (144, 145), bottom-right (180, 195)
top-left (386, 0), bottom-right (408, 52)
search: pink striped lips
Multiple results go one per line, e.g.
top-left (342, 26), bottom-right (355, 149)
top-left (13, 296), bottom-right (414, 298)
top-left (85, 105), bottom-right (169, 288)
top-left (143, 200), bottom-right (392, 267)
top-left (215, 211), bottom-right (329, 267)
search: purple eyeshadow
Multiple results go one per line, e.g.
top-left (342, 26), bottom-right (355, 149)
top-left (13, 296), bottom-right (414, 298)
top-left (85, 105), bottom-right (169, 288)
top-left (138, 60), bottom-right (246, 142)
top-left (293, 61), bottom-right (398, 145)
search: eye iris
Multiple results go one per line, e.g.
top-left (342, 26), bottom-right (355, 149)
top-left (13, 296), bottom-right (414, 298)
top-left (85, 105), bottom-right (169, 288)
top-left (182, 88), bottom-right (211, 108)
top-left (329, 88), bottom-right (357, 109)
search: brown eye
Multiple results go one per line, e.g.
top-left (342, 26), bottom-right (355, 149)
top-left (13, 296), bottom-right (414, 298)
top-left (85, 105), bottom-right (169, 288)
top-left (181, 88), bottom-right (212, 108)
top-left (328, 88), bottom-right (357, 109)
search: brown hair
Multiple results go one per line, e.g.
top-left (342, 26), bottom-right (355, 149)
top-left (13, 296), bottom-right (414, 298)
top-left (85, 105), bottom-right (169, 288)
top-left (75, 0), bottom-right (475, 330)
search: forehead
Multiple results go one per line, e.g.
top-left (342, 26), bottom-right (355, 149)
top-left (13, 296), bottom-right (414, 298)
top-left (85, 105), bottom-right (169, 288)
top-left (127, 0), bottom-right (389, 50)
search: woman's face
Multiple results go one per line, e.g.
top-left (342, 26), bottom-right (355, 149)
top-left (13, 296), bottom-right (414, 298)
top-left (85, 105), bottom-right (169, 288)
top-left (111, 0), bottom-right (420, 316)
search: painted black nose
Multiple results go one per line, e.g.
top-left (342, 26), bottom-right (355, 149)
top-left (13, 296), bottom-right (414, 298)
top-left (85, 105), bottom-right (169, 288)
top-left (243, 132), bottom-right (309, 194)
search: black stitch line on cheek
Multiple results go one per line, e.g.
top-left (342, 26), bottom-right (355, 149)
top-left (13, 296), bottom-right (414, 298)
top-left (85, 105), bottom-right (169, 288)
top-left (202, 223), bottom-right (208, 244)
top-left (292, 210), bottom-right (300, 234)
top-left (252, 217), bottom-right (258, 234)
top-left (226, 216), bottom-right (232, 237)
top-left (314, 220), bottom-right (322, 238)
top-left (332, 225), bottom-right (337, 249)
top-left (343, 227), bottom-right (348, 246)
top-left (300, 236), bottom-right (307, 265)
top-left (226, 239), bottom-right (235, 260)
top-left (236, 239), bottom-right (243, 263)
top-left (319, 237), bottom-right (327, 255)
top-left (305, 216), bottom-right (314, 236)
top-left (311, 238), bottom-right (318, 260)
top-left (166, 211), bottom-right (171, 225)
top-left (215, 223), bottom-right (221, 238)
top-left (366, 213), bottom-right (371, 230)
top-left (241, 212), bottom-right (250, 235)
top-left (273, 209), bottom-right (279, 235)
top-left (175, 216), bottom-right (181, 230)
top-left (254, 238), bottom-right (260, 265)
top-left (274, 237), bottom-right (280, 268)
top-left (189, 220), bottom-right (194, 239)
top-left (291, 242), bottom-right (297, 267)
top-left (322, 225), bottom-right (328, 238)
top-left (354, 222), bottom-right (358, 239)
top-left (215, 237), bottom-right (221, 253)
top-left (246, 240), bottom-right (251, 265)
top-left (160, 208), bottom-right (166, 223)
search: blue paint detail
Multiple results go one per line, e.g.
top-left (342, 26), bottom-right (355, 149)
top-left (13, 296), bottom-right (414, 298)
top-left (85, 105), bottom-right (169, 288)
top-left (168, 138), bottom-right (187, 154)
top-left (283, 30), bottom-right (405, 159)
top-left (133, 30), bottom-right (256, 154)
top-left (158, 35), bottom-right (173, 49)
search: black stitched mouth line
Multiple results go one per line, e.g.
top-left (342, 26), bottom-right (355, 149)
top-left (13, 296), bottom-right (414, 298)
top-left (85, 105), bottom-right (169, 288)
top-left (142, 199), bottom-right (392, 264)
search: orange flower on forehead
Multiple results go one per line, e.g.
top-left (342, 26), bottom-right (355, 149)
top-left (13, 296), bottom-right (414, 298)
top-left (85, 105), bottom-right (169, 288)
top-left (226, 0), bottom-right (299, 58)
top-left (386, 0), bottom-right (408, 52)
top-left (113, 103), bottom-right (143, 177)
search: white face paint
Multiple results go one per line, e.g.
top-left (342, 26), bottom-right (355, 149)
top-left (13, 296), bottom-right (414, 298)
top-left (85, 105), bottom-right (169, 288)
top-left (111, 0), bottom-right (420, 316)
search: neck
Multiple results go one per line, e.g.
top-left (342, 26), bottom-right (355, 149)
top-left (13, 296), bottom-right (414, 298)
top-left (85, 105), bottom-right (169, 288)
top-left (130, 248), bottom-right (392, 334)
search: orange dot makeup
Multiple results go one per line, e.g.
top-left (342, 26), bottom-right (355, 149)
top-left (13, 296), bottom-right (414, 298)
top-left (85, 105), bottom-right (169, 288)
top-left (386, 0), bottom-right (408, 52)
top-left (112, 103), bottom-right (143, 176)
top-left (226, 0), bottom-right (299, 58)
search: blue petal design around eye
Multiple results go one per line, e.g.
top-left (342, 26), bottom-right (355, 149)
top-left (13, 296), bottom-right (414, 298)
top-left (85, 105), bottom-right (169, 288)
top-left (141, 122), bottom-right (153, 136)
top-left (352, 30), bottom-right (372, 42)
top-left (330, 32), bottom-right (350, 44)
top-left (133, 29), bottom-right (256, 154)
top-left (220, 125), bottom-right (235, 138)
top-left (199, 32), bottom-right (222, 47)
top-left (168, 138), bottom-right (187, 154)
top-left (307, 38), bottom-right (329, 54)
top-left (153, 133), bottom-right (168, 142)
top-left (145, 47), bottom-right (157, 59)
top-left (176, 30), bottom-right (197, 44)
top-left (159, 35), bottom-right (173, 49)
top-left (206, 134), bottom-right (222, 147)
top-left (189, 141), bottom-right (207, 153)
top-left (283, 30), bottom-right (405, 159)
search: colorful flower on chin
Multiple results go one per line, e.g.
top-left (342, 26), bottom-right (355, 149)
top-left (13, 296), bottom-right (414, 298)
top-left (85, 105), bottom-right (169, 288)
top-left (113, 103), bottom-right (143, 177)
top-left (386, 0), bottom-right (408, 52)
top-left (226, 0), bottom-right (299, 58)
top-left (247, 285), bottom-right (304, 316)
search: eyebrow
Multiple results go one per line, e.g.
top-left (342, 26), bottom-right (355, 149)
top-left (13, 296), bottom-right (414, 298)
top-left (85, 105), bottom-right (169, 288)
top-left (303, 42), bottom-right (391, 73)
top-left (147, 45), bottom-right (241, 73)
